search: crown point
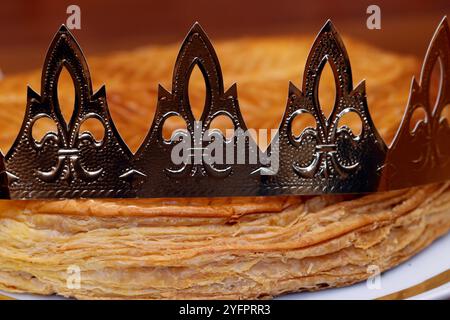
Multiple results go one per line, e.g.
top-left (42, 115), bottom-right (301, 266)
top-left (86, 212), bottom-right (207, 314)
top-left (181, 22), bottom-right (211, 50)
top-left (93, 85), bottom-right (107, 100)
top-left (435, 15), bottom-right (450, 32)
top-left (157, 84), bottom-right (171, 99)
top-left (186, 22), bottom-right (210, 42)
top-left (321, 19), bottom-right (336, 33)
top-left (288, 81), bottom-right (301, 96)
top-left (58, 24), bottom-right (69, 32)
top-left (56, 24), bottom-right (75, 39)
top-left (315, 20), bottom-right (341, 45)
top-left (26, 85), bottom-right (40, 100)
top-left (50, 24), bottom-right (77, 45)
top-left (225, 83), bottom-right (238, 97)
top-left (353, 80), bottom-right (366, 95)
top-left (189, 22), bottom-right (205, 34)
top-left (440, 15), bottom-right (450, 32)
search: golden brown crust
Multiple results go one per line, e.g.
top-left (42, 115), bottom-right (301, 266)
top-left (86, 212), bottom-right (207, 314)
top-left (0, 35), bottom-right (448, 299)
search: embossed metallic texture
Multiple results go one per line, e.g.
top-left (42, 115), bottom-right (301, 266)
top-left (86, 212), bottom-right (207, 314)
top-left (0, 18), bottom-right (449, 199)
top-left (132, 23), bottom-right (261, 197)
top-left (266, 21), bottom-right (387, 194)
top-left (383, 19), bottom-right (450, 190)
top-left (4, 26), bottom-right (134, 199)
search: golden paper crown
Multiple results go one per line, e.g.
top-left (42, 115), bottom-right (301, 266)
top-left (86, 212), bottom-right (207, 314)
top-left (1, 17), bottom-right (450, 199)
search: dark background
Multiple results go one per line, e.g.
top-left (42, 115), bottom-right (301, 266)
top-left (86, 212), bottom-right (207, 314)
top-left (0, 0), bottom-right (449, 74)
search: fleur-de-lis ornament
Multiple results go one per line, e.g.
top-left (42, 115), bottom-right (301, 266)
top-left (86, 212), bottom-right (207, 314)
top-left (385, 17), bottom-right (450, 189)
top-left (272, 21), bottom-right (387, 193)
top-left (5, 26), bottom-right (134, 199)
top-left (132, 23), bottom-right (260, 197)
top-left (133, 23), bottom-right (237, 179)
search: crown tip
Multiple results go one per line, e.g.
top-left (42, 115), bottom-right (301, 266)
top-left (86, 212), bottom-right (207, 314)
top-left (184, 22), bottom-right (209, 41)
top-left (54, 24), bottom-right (75, 41)
top-left (58, 24), bottom-right (69, 32)
top-left (183, 22), bottom-right (211, 45)
top-left (440, 16), bottom-right (450, 30)
top-left (316, 19), bottom-right (339, 38)
top-left (435, 15), bottom-right (448, 27)
top-left (225, 83), bottom-right (238, 97)
top-left (322, 19), bottom-right (335, 32)
top-left (190, 21), bottom-right (205, 33)
top-left (354, 79), bottom-right (366, 95)
top-left (288, 81), bottom-right (301, 95)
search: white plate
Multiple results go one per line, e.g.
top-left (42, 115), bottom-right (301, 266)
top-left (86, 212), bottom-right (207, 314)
top-left (2, 232), bottom-right (450, 300)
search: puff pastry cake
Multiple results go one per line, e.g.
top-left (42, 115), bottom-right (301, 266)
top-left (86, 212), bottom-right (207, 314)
top-left (0, 34), bottom-right (449, 299)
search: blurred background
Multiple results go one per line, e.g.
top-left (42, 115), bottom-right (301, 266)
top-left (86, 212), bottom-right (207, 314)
top-left (0, 0), bottom-right (449, 74)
